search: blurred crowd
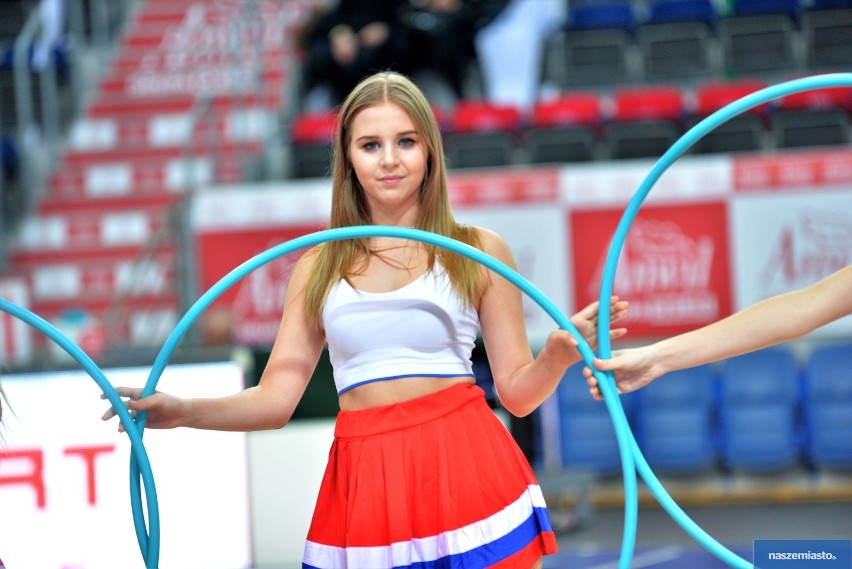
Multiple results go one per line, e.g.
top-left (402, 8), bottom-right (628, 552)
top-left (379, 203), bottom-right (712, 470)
top-left (295, 0), bottom-right (566, 113)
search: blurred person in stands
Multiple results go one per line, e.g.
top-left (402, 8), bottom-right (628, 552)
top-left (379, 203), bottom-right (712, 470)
top-left (103, 71), bottom-right (629, 569)
top-left (474, 0), bottom-right (564, 111)
top-left (397, 0), bottom-right (507, 107)
top-left (585, 264), bottom-right (852, 399)
top-left (298, 0), bottom-right (410, 110)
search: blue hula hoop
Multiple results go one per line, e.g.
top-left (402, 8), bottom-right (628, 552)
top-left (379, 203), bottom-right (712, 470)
top-left (1, 71), bottom-right (849, 568)
top-left (0, 298), bottom-right (161, 564)
top-left (596, 71), bottom-right (852, 569)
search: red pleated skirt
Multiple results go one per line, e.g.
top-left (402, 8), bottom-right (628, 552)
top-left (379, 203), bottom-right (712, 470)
top-left (302, 383), bottom-right (558, 569)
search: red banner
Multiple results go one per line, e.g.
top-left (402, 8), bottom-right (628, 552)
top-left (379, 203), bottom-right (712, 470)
top-left (197, 224), bottom-right (322, 346)
top-left (570, 201), bottom-right (733, 338)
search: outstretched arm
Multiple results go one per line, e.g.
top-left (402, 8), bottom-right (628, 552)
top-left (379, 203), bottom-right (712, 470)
top-left (103, 252), bottom-right (326, 432)
top-left (586, 264), bottom-right (852, 399)
top-left (476, 227), bottom-right (629, 416)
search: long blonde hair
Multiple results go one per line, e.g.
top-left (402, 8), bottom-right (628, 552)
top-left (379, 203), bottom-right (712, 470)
top-left (303, 71), bottom-right (483, 328)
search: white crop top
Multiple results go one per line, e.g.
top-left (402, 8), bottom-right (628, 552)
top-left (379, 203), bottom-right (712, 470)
top-left (322, 263), bottom-right (480, 395)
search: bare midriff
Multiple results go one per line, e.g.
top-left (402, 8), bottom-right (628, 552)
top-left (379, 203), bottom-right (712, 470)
top-left (337, 375), bottom-right (477, 411)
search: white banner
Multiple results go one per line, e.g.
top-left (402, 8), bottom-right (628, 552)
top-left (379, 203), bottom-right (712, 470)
top-left (729, 188), bottom-right (852, 338)
top-left (0, 362), bottom-right (251, 569)
top-left (457, 204), bottom-right (571, 345)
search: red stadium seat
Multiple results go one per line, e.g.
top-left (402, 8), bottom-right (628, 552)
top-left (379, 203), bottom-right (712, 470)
top-left (289, 110), bottom-right (338, 179)
top-left (772, 86), bottom-right (852, 148)
top-left (778, 86), bottom-right (852, 113)
top-left (694, 79), bottom-right (770, 117)
top-left (611, 85), bottom-right (685, 122)
top-left (449, 100), bottom-right (522, 134)
top-left (606, 86), bottom-right (685, 159)
top-left (291, 110), bottom-right (339, 144)
top-left (525, 94), bottom-right (603, 163)
top-left (530, 93), bottom-right (603, 128)
top-left (690, 79), bottom-right (770, 154)
top-left (444, 100), bottom-right (522, 169)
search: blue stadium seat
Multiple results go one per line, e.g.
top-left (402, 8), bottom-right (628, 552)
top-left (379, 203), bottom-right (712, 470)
top-left (719, 0), bottom-right (801, 74)
top-left (557, 363), bottom-right (636, 475)
top-left (803, 342), bottom-right (852, 470)
top-left (636, 0), bottom-right (719, 80)
top-left (557, 1), bottom-right (638, 86)
top-left (646, 0), bottom-right (718, 26)
top-left (635, 364), bottom-right (718, 475)
top-left (568, 2), bottom-right (636, 31)
top-left (732, 0), bottom-right (802, 18)
top-left (718, 347), bottom-right (802, 472)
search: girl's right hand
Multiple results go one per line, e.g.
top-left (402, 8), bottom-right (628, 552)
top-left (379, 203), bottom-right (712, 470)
top-left (101, 387), bottom-right (186, 432)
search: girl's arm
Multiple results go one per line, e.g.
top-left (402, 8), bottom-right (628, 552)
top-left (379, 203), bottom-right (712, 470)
top-left (587, 264), bottom-right (852, 398)
top-left (105, 252), bottom-right (326, 432)
top-left (476, 227), bottom-right (628, 417)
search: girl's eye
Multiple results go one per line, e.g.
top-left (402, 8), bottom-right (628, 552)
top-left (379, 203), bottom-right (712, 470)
top-left (362, 141), bottom-right (379, 151)
top-left (399, 137), bottom-right (416, 147)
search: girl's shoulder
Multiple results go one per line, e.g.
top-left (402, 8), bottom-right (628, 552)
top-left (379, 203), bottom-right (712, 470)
top-left (471, 226), bottom-right (513, 263)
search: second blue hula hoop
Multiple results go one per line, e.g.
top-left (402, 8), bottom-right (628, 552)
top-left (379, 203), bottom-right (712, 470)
top-left (596, 72), bottom-right (852, 569)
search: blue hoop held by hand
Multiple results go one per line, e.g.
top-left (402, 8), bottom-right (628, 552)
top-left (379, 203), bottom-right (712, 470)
top-left (595, 72), bottom-right (852, 569)
top-left (0, 298), bottom-right (161, 565)
top-left (1, 72), bottom-right (850, 569)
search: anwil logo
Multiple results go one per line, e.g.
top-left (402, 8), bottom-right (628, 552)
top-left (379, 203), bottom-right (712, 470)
top-left (759, 209), bottom-right (851, 293)
top-left (232, 245), bottom-right (300, 345)
top-left (589, 219), bottom-right (718, 326)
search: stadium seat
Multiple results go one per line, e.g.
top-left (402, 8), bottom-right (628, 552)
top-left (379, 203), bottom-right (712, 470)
top-left (289, 110), bottom-right (337, 179)
top-left (635, 364), bottom-right (718, 475)
top-left (718, 0), bottom-right (801, 75)
top-left (557, 363), bottom-right (636, 475)
top-left (718, 347), bottom-right (802, 472)
top-left (605, 85), bottom-right (685, 160)
top-left (803, 342), bottom-right (852, 470)
top-left (690, 79), bottom-right (769, 154)
top-left (558, 2), bottom-right (637, 86)
top-left (772, 86), bottom-right (852, 149)
top-left (443, 100), bottom-right (521, 170)
top-left (731, 0), bottom-right (801, 17)
top-left (524, 93), bottom-right (602, 164)
top-left (802, 3), bottom-right (852, 70)
top-left (636, 0), bottom-right (719, 80)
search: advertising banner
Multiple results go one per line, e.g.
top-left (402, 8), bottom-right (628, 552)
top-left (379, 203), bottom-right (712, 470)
top-left (196, 224), bottom-right (322, 346)
top-left (570, 201), bottom-right (732, 339)
top-left (0, 362), bottom-right (251, 569)
top-left (729, 188), bottom-right (852, 337)
top-left (457, 204), bottom-right (570, 346)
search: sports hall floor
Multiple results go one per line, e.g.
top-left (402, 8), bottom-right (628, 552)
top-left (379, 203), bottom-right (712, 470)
top-left (261, 467), bottom-right (850, 568)
top-left (543, 467), bottom-right (852, 568)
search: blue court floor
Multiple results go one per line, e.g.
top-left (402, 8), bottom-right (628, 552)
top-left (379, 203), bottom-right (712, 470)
top-left (543, 545), bottom-right (753, 568)
top-left (544, 496), bottom-right (851, 568)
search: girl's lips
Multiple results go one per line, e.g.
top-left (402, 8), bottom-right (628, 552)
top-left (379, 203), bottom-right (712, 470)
top-left (380, 176), bottom-right (404, 183)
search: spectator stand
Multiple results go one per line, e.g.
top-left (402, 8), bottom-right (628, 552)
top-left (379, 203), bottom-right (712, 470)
top-left (802, 342), bottom-right (852, 471)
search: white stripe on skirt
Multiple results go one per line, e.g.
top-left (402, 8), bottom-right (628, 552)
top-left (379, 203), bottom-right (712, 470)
top-left (303, 484), bottom-right (548, 569)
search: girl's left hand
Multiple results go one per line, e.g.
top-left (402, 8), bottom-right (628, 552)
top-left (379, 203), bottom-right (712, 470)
top-left (570, 296), bottom-right (629, 351)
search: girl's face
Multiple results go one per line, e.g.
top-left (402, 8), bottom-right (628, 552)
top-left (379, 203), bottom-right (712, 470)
top-left (347, 102), bottom-right (428, 222)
